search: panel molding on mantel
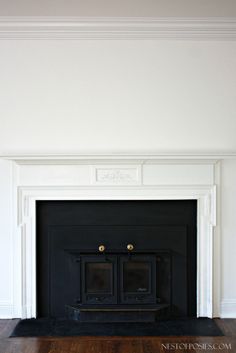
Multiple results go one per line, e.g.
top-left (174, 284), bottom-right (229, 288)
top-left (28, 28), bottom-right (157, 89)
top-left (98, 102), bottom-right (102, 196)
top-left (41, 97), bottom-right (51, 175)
top-left (0, 17), bottom-right (236, 40)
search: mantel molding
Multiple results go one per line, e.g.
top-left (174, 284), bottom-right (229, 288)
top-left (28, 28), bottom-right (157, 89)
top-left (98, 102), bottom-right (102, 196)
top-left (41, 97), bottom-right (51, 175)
top-left (17, 185), bottom-right (218, 318)
top-left (6, 157), bottom-right (220, 318)
top-left (0, 16), bottom-right (236, 40)
top-left (1, 151), bottom-right (236, 164)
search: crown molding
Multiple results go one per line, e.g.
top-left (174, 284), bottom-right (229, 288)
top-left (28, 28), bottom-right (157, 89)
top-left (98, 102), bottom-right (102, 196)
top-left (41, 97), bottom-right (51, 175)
top-left (0, 16), bottom-right (236, 40)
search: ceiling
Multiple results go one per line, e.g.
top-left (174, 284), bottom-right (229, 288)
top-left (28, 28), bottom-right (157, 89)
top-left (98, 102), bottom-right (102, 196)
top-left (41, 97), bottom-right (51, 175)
top-left (0, 0), bottom-right (235, 17)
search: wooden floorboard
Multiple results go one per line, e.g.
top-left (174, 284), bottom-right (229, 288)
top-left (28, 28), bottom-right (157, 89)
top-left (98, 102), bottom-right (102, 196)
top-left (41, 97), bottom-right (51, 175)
top-left (215, 319), bottom-right (236, 336)
top-left (0, 319), bottom-right (20, 339)
top-left (0, 319), bottom-right (235, 353)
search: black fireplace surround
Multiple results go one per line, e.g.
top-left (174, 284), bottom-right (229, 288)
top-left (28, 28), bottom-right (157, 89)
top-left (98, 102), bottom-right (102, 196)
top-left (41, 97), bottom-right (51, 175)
top-left (36, 200), bottom-right (197, 322)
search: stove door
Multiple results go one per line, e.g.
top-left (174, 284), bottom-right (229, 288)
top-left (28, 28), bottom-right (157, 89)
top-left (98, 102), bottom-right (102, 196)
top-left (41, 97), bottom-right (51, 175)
top-left (120, 255), bottom-right (156, 304)
top-left (81, 255), bottom-right (117, 304)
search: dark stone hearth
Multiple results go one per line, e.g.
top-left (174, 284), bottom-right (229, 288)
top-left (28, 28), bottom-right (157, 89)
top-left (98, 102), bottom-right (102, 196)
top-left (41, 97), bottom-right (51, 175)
top-left (11, 318), bottom-right (224, 337)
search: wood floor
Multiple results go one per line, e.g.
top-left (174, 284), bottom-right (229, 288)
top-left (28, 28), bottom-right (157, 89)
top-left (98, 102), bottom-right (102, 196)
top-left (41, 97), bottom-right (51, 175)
top-left (0, 319), bottom-right (235, 353)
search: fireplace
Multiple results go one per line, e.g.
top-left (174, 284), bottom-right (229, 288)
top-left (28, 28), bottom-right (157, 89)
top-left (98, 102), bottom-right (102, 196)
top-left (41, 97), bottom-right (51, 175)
top-left (65, 252), bottom-right (171, 322)
top-left (36, 200), bottom-right (197, 322)
top-left (9, 157), bottom-right (217, 320)
top-left (80, 253), bottom-right (158, 305)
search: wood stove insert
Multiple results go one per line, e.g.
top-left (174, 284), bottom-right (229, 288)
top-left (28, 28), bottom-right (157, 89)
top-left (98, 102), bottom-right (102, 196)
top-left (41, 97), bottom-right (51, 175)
top-left (36, 200), bottom-right (196, 321)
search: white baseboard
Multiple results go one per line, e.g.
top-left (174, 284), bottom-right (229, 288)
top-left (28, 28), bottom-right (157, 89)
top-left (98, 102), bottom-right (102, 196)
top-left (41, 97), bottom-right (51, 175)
top-left (0, 302), bottom-right (13, 319)
top-left (221, 300), bottom-right (236, 318)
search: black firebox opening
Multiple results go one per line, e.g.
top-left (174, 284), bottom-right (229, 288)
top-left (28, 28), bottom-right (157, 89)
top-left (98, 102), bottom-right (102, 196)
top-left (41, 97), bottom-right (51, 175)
top-left (36, 200), bottom-right (197, 322)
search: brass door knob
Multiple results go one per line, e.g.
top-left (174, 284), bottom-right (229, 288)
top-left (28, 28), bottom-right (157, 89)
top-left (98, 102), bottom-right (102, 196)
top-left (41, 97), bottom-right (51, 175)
top-left (127, 244), bottom-right (134, 251)
top-left (98, 245), bottom-right (106, 252)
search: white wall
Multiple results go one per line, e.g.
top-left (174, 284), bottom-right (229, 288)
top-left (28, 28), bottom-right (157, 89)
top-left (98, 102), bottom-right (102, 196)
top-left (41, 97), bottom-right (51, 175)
top-left (0, 160), bottom-right (13, 317)
top-left (0, 38), bottom-right (236, 317)
top-left (0, 40), bottom-right (236, 155)
top-left (221, 159), bottom-right (236, 317)
top-left (0, 0), bottom-right (236, 17)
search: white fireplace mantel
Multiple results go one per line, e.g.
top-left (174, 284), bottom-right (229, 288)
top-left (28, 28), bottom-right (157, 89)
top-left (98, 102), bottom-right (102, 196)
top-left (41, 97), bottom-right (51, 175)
top-left (8, 155), bottom-right (220, 319)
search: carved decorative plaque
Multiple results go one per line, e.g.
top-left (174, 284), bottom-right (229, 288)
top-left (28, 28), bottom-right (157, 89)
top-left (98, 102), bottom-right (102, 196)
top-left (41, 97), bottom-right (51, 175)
top-left (91, 166), bottom-right (141, 185)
